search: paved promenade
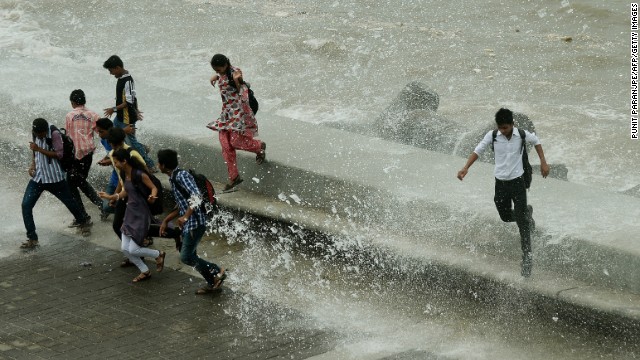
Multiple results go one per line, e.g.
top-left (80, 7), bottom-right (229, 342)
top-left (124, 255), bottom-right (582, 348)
top-left (0, 234), bottom-right (334, 360)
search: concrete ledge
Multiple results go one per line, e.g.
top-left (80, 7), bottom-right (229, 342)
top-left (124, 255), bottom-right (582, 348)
top-left (3, 113), bottom-right (640, 326)
top-left (139, 115), bottom-right (640, 293)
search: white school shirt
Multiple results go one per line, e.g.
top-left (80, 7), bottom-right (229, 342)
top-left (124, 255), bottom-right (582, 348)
top-left (473, 127), bottom-right (541, 181)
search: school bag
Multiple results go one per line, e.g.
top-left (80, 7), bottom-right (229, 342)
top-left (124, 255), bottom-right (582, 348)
top-left (170, 169), bottom-right (218, 217)
top-left (131, 168), bottom-right (164, 215)
top-left (248, 86), bottom-right (259, 115)
top-left (491, 128), bottom-right (533, 189)
top-left (35, 125), bottom-right (75, 172)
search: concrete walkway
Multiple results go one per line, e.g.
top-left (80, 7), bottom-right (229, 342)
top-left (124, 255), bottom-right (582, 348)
top-left (0, 234), bottom-right (334, 359)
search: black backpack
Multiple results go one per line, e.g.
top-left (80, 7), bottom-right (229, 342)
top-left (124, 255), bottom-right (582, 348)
top-left (36, 125), bottom-right (75, 172)
top-left (171, 169), bottom-right (219, 218)
top-left (491, 128), bottom-right (532, 189)
top-left (131, 168), bottom-right (164, 215)
top-left (248, 86), bottom-right (259, 115)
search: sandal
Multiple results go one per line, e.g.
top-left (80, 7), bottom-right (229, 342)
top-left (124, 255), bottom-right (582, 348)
top-left (156, 251), bottom-right (166, 272)
top-left (195, 285), bottom-right (216, 295)
top-left (132, 272), bottom-right (151, 283)
top-left (256, 142), bottom-right (266, 165)
top-left (212, 268), bottom-right (227, 289)
top-left (20, 240), bottom-right (39, 249)
top-left (223, 176), bottom-right (243, 191)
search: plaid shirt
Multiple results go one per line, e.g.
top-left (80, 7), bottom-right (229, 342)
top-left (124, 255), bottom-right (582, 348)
top-left (170, 168), bottom-right (206, 232)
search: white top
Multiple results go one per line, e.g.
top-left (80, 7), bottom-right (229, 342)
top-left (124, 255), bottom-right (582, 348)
top-left (473, 127), bottom-right (541, 181)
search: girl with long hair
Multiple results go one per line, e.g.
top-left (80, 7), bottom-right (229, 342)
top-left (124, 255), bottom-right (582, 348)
top-left (99, 148), bottom-right (166, 282)
top-left (207, 54), bottom-right (266, 191)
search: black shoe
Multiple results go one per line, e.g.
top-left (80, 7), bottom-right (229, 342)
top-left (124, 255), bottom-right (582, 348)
top-left (68, 219), bottom-right (82, 228)
top-left (521, 253), bottom-right (533, 278)
top-left (527, 205), bottom-right (535, 233)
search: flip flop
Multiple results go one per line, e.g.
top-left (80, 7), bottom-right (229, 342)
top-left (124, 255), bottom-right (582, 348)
top-left (212, 268), bottom-right (227, 289)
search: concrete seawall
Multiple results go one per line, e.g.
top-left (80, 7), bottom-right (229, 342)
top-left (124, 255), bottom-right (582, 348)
top-left (4, 113), bottom-right (640, 326)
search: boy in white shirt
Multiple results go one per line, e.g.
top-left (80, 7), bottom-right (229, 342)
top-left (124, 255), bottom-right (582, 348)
top-left (457, 108), bottom-right (550, 277)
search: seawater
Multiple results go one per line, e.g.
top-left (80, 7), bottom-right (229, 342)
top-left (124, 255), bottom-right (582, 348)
top-left (0, 0), bottom-right (632, 190)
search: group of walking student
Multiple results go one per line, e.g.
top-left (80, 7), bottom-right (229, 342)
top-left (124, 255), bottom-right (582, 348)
top-left (20, 52), bottom-right (548, 288)
top-left (19, 54), bottom-right (258, 293)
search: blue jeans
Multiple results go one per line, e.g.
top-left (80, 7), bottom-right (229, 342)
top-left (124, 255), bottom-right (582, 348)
top-left (102, 170), bottom-right (118, 214)
top-left (180, 225), bottom-right (220, 286)
top-left (113, 116), bottom-right (155, 168)
top-left (22, 179), bottom-right (89, 241)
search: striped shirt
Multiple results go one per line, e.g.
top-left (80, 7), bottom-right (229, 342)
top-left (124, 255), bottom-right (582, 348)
top-left (115, 73), bottom-right (139, 125)
top-left (33, 128), bottom-right (65, 183)
top-left (170, 168), bottom-right (207, 232)
top-left (65, 105), bottom-right (98, 159)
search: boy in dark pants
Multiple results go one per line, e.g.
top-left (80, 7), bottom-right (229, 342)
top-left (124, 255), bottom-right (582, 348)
top-left (457, 108), bottom-right (550, 277)
top-left (21, 118), bottom-right (92, 249)
top-left (157, 149), bottom-right (226, 293)
top-left (65, 89), bottom-right (103, 223)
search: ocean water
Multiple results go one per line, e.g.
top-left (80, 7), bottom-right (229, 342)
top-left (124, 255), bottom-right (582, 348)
top-left (0, 2), bottom-right (635, 357)
top-left (0, 0), bottom-right (633, 192)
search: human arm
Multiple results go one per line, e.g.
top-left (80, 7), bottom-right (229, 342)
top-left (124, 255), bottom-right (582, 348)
top-left (457, 152), bottom-right (479, 181)
top-left (457, 131), bottom-right (491, 180)
top-left (98, 187), bottom-right (127, 202)
top-left (28, 153), bottom-right (35, 177)
top-left (160, 208), bottom-right (180, 235)
top-left (140, 172), bottom-right (158, 203)
top-left (210, 74), bottom-right (219, 87)
top-left (103, 102), bottom-right (126, 117)
top-left (29, 131), bottom-right (63, 159)
top-left (524, 130), bottom-right (549, 178)
top-left (534, 144), bottom-right (550, 178)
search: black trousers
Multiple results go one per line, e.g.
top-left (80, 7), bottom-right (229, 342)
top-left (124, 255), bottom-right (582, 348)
top-left (494, 176), bottom-right (531, 257)
top-left (68, 152), bottom-right (102, 209)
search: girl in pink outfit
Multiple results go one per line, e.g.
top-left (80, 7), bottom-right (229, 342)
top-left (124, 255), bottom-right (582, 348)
top-left (207, 54), bottom-right (266, 191)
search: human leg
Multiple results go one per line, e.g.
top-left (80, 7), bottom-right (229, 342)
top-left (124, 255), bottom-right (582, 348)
top-left (493, 179), bottom-right (515, 223)
top-left (511, 177), bottom-right (531, 256)
top-left (112, 199), bottom-right (127, 240)
top-left (102, 170), bottom-right (118, 217)
top-left (49, 180), bottom-right (91, 225)
top-left (21, 180), bottom-right (45, 241)
top-left (126, 131), bottom-right (156, 169)
top-left (121, 234), bottom-right (152, 281)
top-left (229, 131), bottom-right (262, 154)
top-left (179, 226), bottom-right (220, 286)
top-left (148, 223), bottom-right (182, 250)
top-left (218, 130), bottom-right (239, 182)
top-left (126, 237), bottom-right (162, 271)
top-left (75, 153), bottom-right (102, 207)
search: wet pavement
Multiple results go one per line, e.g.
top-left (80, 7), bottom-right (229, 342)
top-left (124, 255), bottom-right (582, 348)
top-left (0, 234), bottom-right (335, 360)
